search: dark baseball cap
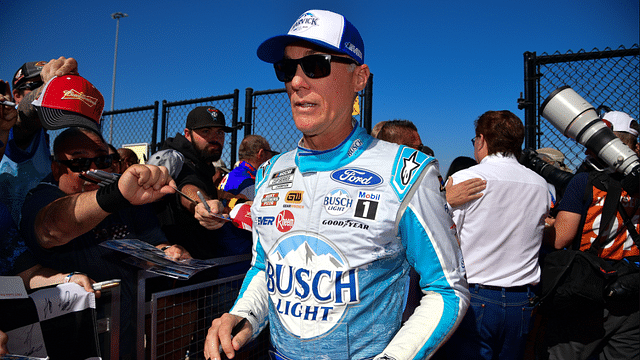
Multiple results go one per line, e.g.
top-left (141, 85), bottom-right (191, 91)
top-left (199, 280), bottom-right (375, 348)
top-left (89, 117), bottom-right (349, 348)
top-left (186, 106), bottom-right (232, 132)
top-left (13, 61), bottom-right (47, 90)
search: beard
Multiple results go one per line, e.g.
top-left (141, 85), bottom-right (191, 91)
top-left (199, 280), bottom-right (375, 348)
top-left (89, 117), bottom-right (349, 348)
top-left (190, 136), bottom-right (222, 163)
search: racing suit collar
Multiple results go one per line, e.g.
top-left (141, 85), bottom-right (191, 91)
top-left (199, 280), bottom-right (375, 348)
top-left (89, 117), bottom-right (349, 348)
top-left (295, 121), bottom-right (373, 173)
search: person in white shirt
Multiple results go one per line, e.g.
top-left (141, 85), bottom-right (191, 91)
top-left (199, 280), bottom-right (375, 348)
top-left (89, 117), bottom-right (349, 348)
top-left (444, 110), bottom-right (551, 360)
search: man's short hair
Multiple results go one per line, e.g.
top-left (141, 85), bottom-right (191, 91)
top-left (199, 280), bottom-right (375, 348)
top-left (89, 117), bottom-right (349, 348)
top-left (376, 120), bottom-right (418, 144)
top-left (53, 127), bottom-right (105, 159)
top-left (475, 110), bottom-right (524, 158)
top-left (371, 121), bottom-right (387, 138)
top-left (238, 135), bottom-right (270, 161)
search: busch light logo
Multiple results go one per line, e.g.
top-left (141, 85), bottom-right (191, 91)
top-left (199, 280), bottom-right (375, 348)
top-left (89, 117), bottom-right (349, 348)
top-left (347, 139), bottom-right (363, 157)
top-left (290, 12), bottom-right (319, 33)
top-left (324, 189), bottom-right (353, 215)
top-left (330, 168), bottom-right (383, 187)
top-left (266, 232), bottom-right (359, 338)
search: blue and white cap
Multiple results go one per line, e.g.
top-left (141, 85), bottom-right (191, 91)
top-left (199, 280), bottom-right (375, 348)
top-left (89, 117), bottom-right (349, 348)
top-left (257, 10), bottom-right (364, 65)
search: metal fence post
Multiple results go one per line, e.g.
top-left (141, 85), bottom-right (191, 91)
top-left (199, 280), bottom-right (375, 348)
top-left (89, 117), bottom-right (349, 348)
top-left (151, 101), bottom-right (159, 153)
top-left (230, 89), bottom-right (240, 166)
top-left (161, 100), bottom-right (169, 147)
top-left (521, 51), bottom-right (538, 150)
top-left (244, 87), bottom-right (254, 138)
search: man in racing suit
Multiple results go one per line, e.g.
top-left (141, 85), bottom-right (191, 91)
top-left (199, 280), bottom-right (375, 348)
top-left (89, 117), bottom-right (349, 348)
top-left (204, 10), bottom-right (470, 360)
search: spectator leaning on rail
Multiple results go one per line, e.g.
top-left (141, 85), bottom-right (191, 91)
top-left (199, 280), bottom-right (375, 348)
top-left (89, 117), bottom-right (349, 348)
top-left (443, 110), bottom-right (551, 360)
top-left (540, 110), bottom-right (640, 360)
top-left (205, 9), bottom-right (470, 360)
top-left (152, 106), bottom-right (252, 278)
top-left (19, 74), bottom-right (190, 360)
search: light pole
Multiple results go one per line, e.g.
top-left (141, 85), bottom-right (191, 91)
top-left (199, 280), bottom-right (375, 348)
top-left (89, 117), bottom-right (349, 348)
top-left (109, 12), bottom-right (128, 144)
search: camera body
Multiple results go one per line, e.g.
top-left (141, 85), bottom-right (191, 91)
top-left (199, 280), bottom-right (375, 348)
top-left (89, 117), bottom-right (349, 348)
top-left (520, 148), bottom-right (574, 196)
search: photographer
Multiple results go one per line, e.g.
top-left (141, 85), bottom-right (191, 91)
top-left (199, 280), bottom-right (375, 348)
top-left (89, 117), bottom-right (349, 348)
top-left (541, 111), bottom-right (640, 360)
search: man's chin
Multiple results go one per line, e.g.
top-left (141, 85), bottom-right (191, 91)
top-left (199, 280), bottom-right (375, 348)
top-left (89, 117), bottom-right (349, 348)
top-left (202, 152), bottom-right (222, 163)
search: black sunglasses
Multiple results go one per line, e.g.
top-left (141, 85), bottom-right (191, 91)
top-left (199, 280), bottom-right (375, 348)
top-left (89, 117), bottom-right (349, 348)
top-left (17, 81), bottom-right (44, 91)
top-left (56, 154), bottom-right (116, 173)
top-left (274, 54), bottom-right (358, 82)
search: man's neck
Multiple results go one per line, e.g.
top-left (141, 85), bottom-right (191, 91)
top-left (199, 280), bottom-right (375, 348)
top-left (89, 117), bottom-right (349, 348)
top-left (300, 121), bottom-right (354, 151)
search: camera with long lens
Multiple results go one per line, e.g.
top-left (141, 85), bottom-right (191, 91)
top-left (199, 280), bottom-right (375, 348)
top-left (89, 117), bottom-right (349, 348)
top-left (519, 148), bottom-right (574, 197)
top-left (540, 86), bottom-right (640, 194)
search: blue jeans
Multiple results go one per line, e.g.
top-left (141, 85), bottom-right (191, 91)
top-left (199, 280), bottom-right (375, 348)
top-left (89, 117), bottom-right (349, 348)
top-left (444, 284), bottom-right (537, 360)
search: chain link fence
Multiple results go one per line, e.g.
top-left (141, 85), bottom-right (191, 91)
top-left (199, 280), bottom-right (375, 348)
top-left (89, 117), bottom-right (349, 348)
top-left (520, 44), bottom-right (640, 172)
top-left (89, 76), bottom-right (373, 170)
top-left (159, 91), bottom-right (240, 167)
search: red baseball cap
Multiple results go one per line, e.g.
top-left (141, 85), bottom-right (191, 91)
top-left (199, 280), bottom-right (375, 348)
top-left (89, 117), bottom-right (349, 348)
top-left (31, 75), bottom-right (104, 133)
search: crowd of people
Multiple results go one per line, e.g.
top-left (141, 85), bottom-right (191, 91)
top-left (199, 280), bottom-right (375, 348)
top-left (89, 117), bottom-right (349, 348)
top-left (1, 8), bottom-right (638, 360)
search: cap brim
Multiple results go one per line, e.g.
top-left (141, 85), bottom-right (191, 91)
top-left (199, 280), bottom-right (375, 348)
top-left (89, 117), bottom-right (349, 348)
top-left (190, 124), bottom-right (233, 133)
top-left (36, 106), bottom-right (100, 133)
top-left (257, 34), bottom-right (345, 64)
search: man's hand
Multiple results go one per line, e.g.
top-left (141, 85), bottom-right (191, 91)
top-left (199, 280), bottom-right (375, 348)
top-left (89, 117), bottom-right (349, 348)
top-left (40, 56), bottom-right (79, 83)
top-left (118, 164), bottom-right (175, 205)
top-left (446, 177), bottom-right (486, 207)
top-left (0, 329), bottom-right (8, 356)
top-left (195, 200), bottom-right (227, 230)
top-left (159, 244), bottom-right (192, 260)
top-left (204, 313), bottom-right (252, 360)
top-left (0, 80), bottom-right (17, 133)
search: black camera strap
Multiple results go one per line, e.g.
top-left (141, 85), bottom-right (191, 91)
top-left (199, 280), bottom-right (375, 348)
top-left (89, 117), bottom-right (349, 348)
top-left (617, 201), bottom-right (640, 251)
top-left (575, 171), bottom-right (623, 253)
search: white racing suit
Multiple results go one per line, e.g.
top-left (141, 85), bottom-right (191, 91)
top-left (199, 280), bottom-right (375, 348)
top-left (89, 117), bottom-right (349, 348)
top-left (230, 124), bottom-right (469, 360)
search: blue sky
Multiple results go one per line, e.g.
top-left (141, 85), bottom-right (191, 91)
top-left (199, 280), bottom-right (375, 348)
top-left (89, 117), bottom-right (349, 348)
top-left (1, 0), bottom-right (638, 172)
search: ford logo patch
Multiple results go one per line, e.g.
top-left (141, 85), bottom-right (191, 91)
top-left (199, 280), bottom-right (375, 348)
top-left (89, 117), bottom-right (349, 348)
top-left (330, 168), bottom-right (383, 187)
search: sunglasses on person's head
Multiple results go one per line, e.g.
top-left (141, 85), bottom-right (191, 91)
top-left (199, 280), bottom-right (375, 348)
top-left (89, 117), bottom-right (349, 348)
top-left (273, 54), bottom-right (358, 83)
top-left (16, 81), bottom-right (44, 91)
top-left (56, 154), bottom-right (116, 173)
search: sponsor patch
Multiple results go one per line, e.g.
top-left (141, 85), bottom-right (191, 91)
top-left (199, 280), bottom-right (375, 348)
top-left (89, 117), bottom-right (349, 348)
top-left (276, 210), bottom-right (295, 232)
top-left (322, 219), bottom-right (369, 230)
top-left (266, 232), bottom-right (359, 338)
top-left (353, 190), bottom-right (380, 220)
top-left (256, 216), bottom-right (275, 226)
top-left (261, 193), bottom-right (280, 207)
top-left (285, 191), bottom-right (303, 204)
top-left (330, 168), bottom-right (383, 187)
top-left (401, 151), bottom-right (421, 186)
top-left (269, 167), bottom-right (295, 189)
top-left (323, 189), bottom-right (353, 216)
top-left (283, 191), bottom-right (304, 209)
top-left (347, 138), bottom-right (363, 157)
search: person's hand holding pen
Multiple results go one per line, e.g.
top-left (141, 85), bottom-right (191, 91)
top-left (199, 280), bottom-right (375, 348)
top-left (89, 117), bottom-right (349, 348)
top-left (194, 191), bottom-right (228, 230)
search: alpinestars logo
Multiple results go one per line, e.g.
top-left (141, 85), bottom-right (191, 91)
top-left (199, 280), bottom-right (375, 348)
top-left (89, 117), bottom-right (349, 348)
top-left (290, 12), bottom-right (319, 33)
top-left (401, 151), bottom-right (421, 186)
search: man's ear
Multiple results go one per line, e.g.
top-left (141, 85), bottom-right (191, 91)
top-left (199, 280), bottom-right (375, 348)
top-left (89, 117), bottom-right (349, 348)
top-left (353, 64), bottom-right (370, 93)
top-left (184, 128), bottom-right (191, 140)
top-left (51, 160), bottom-right (65, 181)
